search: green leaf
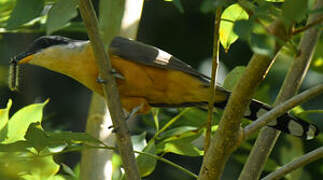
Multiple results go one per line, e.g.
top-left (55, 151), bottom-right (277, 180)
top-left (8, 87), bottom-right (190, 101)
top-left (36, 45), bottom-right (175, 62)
top-left (295, 109), bottom-right (323, 121)
top-left (136, 140), bottom-right (157, 177)
top-left (47, 131), bottom-right (102, 145)
top-left (0, 153), bottom-right (59, 179)
top-left (151, 108), bottom-right (160, 131)
top-left (4, 99), bottom-right (49, 143)
top-left (180, 108), bottom-right (214, 127)
top-left (162, 137), bottom-right (202, 156)
top-left (254, 2), bottom-right (279, 21)
top-left (46, 0), bottom-right (78, 34)
top-left (312, 58), bottom-right (323, 73)
top-left (200, 0), bottom-right (229, 13)
top-left (280, 136), bottom-right (304, 179)
top-left (223, 66), bottom-right (246, 90)
top-left (263, 158), bottom-right (280, 171)
top-left (25, 122), bottom-right (49, 152)
top-left (157, 131), bottom-right (203, 156)
top-left (253, 85), bottom-right (271, 104)
top-left (220, 3), bottom-right (249, 51)
top-left (0, 140), bottom-right (31, 152)
top-left (20, 156), bottom-right (60, 179)
top-left (6, 0), bottom-right (44, 29)
top-left (282, 0), bottom-right (308, 25)
top-left (112, 154), bottom-right (123, 180)
top-left (312, 39), bottom-right (323, 73)
top-left (47, 175), bottom-right (66, 180)
top-left (173, 0), bottom-right (184, 13)
top-left (233, 19), bottom-right (253, 41)
top-left (0, 99), bottom-right (12, 141)
top-left (61, 163), bottom-right (76, 177)
top-left (132, 132), bottom-right (147, 152)
top-left (238, 0), bottom-right (256, 13)
top-left (158, 126), bottom-right (198, 140)
top-left (250, 33), bottom-right (275, 56)
top-left (0, 0), bottom-right (15, 26)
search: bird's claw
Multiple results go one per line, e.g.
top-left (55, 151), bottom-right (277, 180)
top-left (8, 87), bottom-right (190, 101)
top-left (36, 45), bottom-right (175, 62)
top-left (96, 76), bottom-right (107, 84)
top-left (126, 104), bottom-right (143, 121)
top-left (111, 69), bottom-right (125, 80)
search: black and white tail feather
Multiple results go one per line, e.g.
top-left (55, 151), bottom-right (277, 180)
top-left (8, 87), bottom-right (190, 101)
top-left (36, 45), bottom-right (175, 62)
top-left (210, 95), bottom-right (319, 140)
top-left (242, 99), bottom-right (319, 140)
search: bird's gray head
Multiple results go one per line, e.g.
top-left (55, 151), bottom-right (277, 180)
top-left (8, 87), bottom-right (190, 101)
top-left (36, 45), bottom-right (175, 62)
top-left (11, 36), bottom-right (75, 64)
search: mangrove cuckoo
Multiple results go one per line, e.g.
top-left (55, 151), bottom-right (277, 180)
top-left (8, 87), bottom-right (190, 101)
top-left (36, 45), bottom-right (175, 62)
top-left (11, 36), bottom-right (319, 139)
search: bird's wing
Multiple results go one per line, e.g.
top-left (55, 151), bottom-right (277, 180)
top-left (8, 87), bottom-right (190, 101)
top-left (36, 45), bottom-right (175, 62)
top-left (109, 36), bottom-right (211, 83)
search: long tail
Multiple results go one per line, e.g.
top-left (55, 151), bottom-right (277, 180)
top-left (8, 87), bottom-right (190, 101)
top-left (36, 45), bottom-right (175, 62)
top-left (214, 98), bottom-right (319, 140)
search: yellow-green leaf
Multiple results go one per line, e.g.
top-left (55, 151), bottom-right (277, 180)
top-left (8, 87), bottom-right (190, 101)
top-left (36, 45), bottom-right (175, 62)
top-left (4, 99), bottom-right (49, 143)
top-left (220, 3), bottom-right (249, 52)
top-left (0, 153), bottom-right (59, 179)
top-left (0, 99), bottom-right (12, 141)
top-left (137, 140), bottom-right (157, 177)
top-left (223, 66), bottom-right (246, 90)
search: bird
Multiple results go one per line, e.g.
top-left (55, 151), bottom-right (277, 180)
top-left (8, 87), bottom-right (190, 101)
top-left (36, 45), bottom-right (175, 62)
top-left (11, 35), bottom-right (319, 140)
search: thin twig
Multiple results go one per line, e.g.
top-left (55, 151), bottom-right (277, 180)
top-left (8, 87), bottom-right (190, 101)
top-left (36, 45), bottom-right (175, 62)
top-left (133, 151), bottom-right (198, 179)
top-left (78, 0), bottom-right (140, 179)
top-left (262, 147), bottom-right (323, 180)
top-left (292, 16), bottom-right (323, 35)
top-left (90, 141), bottom-right (198, 178)
top-left (205, 7), bottom-right (222, 152)
top-left (152, 108), bottom-right (191, 140)
top-left (244, 84), bottom-right (323, 138)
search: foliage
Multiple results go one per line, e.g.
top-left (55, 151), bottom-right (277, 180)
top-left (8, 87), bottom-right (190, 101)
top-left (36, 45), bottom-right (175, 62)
top-left (0, 0), bottom-right (322, 179)
top-left (0, 99), bottom-right (103, 179)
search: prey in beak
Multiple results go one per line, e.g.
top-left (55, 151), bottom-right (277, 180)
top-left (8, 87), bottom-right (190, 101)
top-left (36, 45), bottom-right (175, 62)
top-left (8, 36), bottom-right (76, 91)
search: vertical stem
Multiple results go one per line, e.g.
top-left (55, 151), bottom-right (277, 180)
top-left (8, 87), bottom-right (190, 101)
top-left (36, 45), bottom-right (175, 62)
top-left (205, 7), bottom-right (222, 152)
top-left (80, 0), bottom-right (144, 179)
top-left (78, 0), bottom-right (141, 179)
top-left (239, 1), bottom-right (323, 179)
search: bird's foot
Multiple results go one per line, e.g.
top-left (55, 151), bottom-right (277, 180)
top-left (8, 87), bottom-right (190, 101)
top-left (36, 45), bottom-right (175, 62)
top-left (126, 104), bottom-right (143, 121)
top-left (111, 69), bottom-right (125, 80)
top-left (96, 76), bottom-right (107, 84)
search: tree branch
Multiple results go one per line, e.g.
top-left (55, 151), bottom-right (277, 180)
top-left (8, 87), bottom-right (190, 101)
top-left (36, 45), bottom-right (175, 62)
top-left (292, 16), bottom-right (323, 35)
top-left (78, 0), bottom-right (140, 179)
top-left (198, 20), bottom-right (286, 180)
top-left (239, 0), bottom-right (323, 179)
top-left (244, 84), bottom-right (323, 138)
top-left (262, 147), bottom-right (323, 180)
top-left (80, 0), bottom-right (143, 179)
